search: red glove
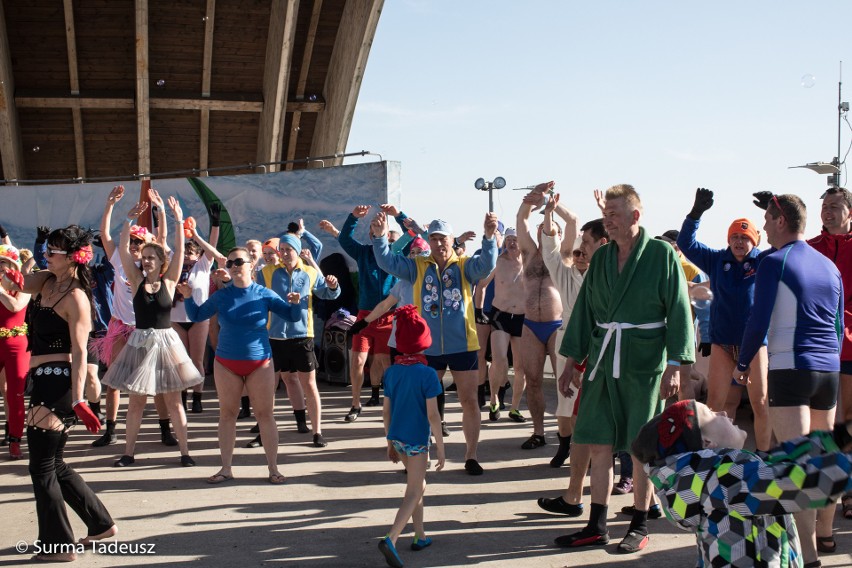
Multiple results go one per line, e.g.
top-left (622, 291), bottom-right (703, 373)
top-left (3, 268), bottom-right (24, 291)
top-left (73, 402), bottom-right (102, 433)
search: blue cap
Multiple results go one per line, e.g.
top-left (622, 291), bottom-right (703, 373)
top-left (428, 219), bottom-right (453, 236)
top-left (279, 234), bottom-right (302, 253)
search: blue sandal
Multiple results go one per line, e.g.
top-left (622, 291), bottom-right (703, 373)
top-left (411, 536), bottom-right (432, 551)
top-left (379, 536), bottom-right (403, 568)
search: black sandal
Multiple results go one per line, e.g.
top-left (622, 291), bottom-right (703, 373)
top-left (816, 535), bottom-right (836, 554)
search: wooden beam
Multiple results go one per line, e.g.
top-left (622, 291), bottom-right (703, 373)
top-left (256, 0), bottom-right (299, 173)
top-left (16, 94), bottom-right (321, 113)
top-left (71, 107), bottom-right (86, 178)
top-left (135, 0), bottom-right (150, 175)
top-left (310, 0), bottom-right (384, 166)
top-left (201, 0), bottom-right (216, 98)
top-left (17, 96), bottom-right (134, 109)
top-left (0, 1), bottom-right (25, 182)
top-left (286, 0), bottom-right (323, 169)
top-left (150, 98), bottom-right (263, 112)
top-left (63, 0), bottom-right (80, 95)
top-left (199, 108), bottom-right (209, 174)
top-left (63, 0), bottom-right (86, 178)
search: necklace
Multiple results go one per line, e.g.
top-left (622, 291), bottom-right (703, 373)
top-left (49, 275), bottom-right (75, 297)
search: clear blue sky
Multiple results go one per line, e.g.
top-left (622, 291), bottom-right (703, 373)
top-left (346, 1), bottom-right (850, 248)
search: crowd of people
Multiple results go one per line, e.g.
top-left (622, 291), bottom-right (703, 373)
top-left (2, 181), bottom-right (852, 567)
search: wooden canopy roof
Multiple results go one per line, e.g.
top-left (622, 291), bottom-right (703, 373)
top-left (0, 0), bottom-right (383, 184)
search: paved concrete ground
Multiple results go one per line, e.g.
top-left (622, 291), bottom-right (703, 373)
top-left (1, 375), bottom-right (850, 567)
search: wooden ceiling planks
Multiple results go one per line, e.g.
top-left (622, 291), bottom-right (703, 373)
top-left (1, 0), bottom-right (383, 184)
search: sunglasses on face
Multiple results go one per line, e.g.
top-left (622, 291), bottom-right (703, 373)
top-left (572, 250), bottom-right (583, 258)
top-left (225, 258), bottom-right (249, 269)
top-left (46, 249), bottom-right (68, 257)
top-left (129, 238), bottom-right (144, 246)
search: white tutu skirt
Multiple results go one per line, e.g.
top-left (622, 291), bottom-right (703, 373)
top-left (102, 328), bottom-right (204, 396)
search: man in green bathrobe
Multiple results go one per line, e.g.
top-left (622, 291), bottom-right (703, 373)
top-left (555, 183), bottom-right (695, 554)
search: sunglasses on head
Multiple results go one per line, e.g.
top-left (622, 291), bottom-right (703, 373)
top-left (225, 258), bottom-right (249, 269)
top-left (770, 194), bottom-right (786, 219)
top-left (46, 249), bottom-right (68, 257)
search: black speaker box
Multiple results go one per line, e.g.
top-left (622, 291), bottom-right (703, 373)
top-left (322, 329), bottom-right (350, 385)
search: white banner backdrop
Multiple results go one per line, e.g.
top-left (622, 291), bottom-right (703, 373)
top-left (0, 161), bottom-right (402, 255)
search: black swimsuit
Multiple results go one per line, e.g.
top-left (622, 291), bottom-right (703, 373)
top-left (29, 290), bottom-right (75, 420)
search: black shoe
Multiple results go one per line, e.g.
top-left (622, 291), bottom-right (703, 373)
top-left (344, 407), bottom-right (361, 422)
top-left (245, 435), bottom-right (262, 448)
top-left (554, 529), bottom-right (610, 548)
top-left (508, 409), bottom-right (527, 423)
top-left (92, 431), bottom-right (117, 447)
top-left (621, 504), bottom-right (662, 519)
top-left (616, 530), bottom-right (649, 554)
top-left (114, 455), bottom-right (135, 467)
top-left (521, 434), bottom-right (547, 450)
top-left (464, 458), bottom-right (483, 476)
top-left (313, 433), bottom-right (327, 447)
top-left (191, 393), bottom-right (203, 414)
top-left (537, 496), bottom-right (584, 517)
top-left (250, 423), bottom-right (260, 434)
top-left (365, 396), bottom-right (382, 407)
top-left (180, 455), bottom-right (196, 467)
top-left (488, 403), bottom-right (500, 421)
top-left (237, 408), bottom-right (251, 420)
top-left (296, 420), bottom-right (310, 434)
top-left (441, 422), bottom-right (450, 437)
top-left (161, 430), bottom-right (178, 447)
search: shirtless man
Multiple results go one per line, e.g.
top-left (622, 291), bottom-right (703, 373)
top-left (516, 181), bottom-right (564, 449)
top-left (477, 228), bottom-right (525, 422)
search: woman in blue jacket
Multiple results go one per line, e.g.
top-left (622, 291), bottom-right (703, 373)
top-left (676, 188), bottom-right (771, 452)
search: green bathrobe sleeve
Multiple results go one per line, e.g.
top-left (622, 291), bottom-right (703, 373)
top-left (560, 227), bottom-right (695, 451)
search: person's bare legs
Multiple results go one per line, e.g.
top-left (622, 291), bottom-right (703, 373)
top-left (122, 394), bottom-right (147, 456)
top-left (281, 372), bottom-right (306, 411)
top-left (163, 390), bottom-right (190, 456)
top-left (632, 455), bottom-right (652, 511)
top-left (348, 349), bottom-right (369, 408)
top-left (745, 347), bottom-right (771, 451)
top-left (186, 321), bottom-right (209, 395)
top-left (770, 405), bottom-right (832, 566)
top-left (588, 443), bottom-right (615, 506)
top-left (706, 345), bottom-right (735, 414)
top-left (475, 322), bottom-right (491, 389)
top-left (298, 370), bottom-right (322, 435)
top-left (508, 336), bottom-right (526, 411)
top-left (453, 369), bottom-right (480, 461)
top-left (387, 451), bottom-right (428, 544)
top-left (371, 353), bottom-right (390, 386)
top-left (153, 393), bottom-right (170, 420)
top-left (212, 360), bottom-right (242, 476)
top-left (245, 363), bottom-right (281, 476)
top-left (520, 327), bottom-right (547, 437)
top-left (489, 331), bottom-right (511, 407)
top-left (564, 439), bottom-right (590, 505)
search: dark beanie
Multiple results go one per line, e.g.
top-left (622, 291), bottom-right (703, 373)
top-left (632, 400), bottom-right (704, 465)
top-left (394, 304), bottom-right (431, 354)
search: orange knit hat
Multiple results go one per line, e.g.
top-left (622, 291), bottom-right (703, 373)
top-left (727, 218), bottom-right (759, 246)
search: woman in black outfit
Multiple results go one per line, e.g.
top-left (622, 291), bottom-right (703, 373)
top-left (1, 225), bottom-right (116, 562)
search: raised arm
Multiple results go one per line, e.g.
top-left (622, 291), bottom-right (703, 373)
top-left (542, 192), bottom-right (570, 268)
top-left (517, 181), bottom-right (554, 254)
top-left (462, 213), bottom-right (499, 282)
top-left (119, 201), bottom-right (148, 290)
top-left (318, 219), bottom-right (340, 239)
top-left (100, 185), bottom-right (125, 259)
top-left (552, 193), bottom-right (580, 262)
top-left (163, 196), bottom-right (185, 287)
top-left (187, 223), bottom-right (226, 265)
top-left (370, 211), bottom-right (417, 282)
top-left (148, 188), bottom-right (169, 250)
top-left (300, 227), bottom-right (322, 261)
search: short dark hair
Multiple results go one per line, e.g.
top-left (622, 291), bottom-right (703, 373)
top-left (767, 194), bottom-right (807, 234)
top-left (581, 218), bottom-right (608, 241)
top-left (823, 186), bottom-right (852, 209)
